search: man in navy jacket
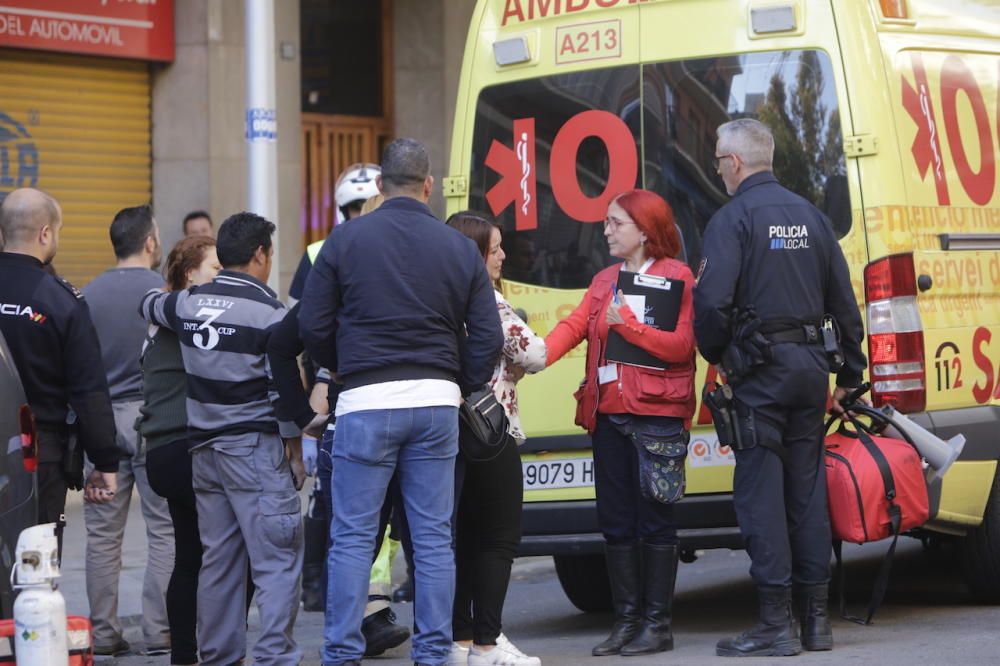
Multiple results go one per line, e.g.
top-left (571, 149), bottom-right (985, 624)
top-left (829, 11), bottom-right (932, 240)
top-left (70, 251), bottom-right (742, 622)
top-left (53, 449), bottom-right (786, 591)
top-left (299, 138), bottom-right (503, 666)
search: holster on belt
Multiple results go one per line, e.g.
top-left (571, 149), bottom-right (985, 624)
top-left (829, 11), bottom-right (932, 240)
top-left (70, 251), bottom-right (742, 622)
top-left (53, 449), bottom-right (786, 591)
top-left (720, 307), bottom-right (772, 384)
top-left (62, 430), bottom-right (85, 490)
top-left (37, 424), bottom-right (84, 490)
top-left (702, 382), bottom-right (743, 450)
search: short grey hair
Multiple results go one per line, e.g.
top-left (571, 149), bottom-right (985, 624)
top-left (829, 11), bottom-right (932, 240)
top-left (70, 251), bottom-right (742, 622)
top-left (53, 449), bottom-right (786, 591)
top-left (717, 118), bottom-right (774, 169)
top-left (380, 138), bottom-right (430, 192)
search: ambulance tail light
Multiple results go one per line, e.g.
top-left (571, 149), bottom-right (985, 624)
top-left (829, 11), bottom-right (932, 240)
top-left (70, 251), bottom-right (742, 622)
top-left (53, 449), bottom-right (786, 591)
top-left (19, 404), bottom-right (37, 473)
top-left (864, 254), bottom-right (926, 413)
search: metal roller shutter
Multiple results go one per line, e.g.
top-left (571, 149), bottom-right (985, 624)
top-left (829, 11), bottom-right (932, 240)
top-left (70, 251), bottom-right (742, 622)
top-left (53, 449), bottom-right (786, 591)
top-left (0, 48), bottom-right (151, 287)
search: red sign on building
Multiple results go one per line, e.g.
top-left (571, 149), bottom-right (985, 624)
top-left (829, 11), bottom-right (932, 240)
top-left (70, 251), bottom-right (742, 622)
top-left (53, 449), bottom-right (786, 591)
top-left (0, 1), bottom-right (174, 62)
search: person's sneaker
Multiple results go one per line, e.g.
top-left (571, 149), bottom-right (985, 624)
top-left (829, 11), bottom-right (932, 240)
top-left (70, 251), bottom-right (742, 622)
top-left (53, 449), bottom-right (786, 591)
top-left (92, 638), bottom-right (130, 657)
top-left (469, 634), bottom-right (540, 666)
top-left (447, 642), bottom-right (470, 665)
top-left (142, 644), bottom-right (171, 656)
top-left (361, 607), bottom-right (410, 657)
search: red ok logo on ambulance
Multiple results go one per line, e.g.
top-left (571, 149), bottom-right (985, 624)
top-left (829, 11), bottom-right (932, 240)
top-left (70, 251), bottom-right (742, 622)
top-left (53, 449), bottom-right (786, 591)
top-left (485, 110), bottom-right (638, 230)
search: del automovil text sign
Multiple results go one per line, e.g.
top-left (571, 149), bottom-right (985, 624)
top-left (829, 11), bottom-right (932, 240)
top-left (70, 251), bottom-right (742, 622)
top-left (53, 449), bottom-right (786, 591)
top-left (0, 1), bottom-right (174, 62)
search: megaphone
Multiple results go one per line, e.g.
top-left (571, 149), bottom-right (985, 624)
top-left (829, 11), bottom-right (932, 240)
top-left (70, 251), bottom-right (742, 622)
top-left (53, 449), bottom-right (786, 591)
top-left (879, 405), bottom-right (965, 482)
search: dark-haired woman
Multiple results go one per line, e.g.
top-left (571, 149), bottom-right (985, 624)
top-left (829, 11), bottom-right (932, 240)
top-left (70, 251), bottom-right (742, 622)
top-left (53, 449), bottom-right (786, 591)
top-left (545, 190), bottom-right (696, 657)
top-left (445, 211), bottom-right (546, 666)
top-left (142, 236), bottom-right (220, 666)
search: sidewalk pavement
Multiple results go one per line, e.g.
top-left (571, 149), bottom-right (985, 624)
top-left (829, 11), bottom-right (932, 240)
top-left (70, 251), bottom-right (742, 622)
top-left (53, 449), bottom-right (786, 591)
top-left (59, 480), bottom-right (418, 664)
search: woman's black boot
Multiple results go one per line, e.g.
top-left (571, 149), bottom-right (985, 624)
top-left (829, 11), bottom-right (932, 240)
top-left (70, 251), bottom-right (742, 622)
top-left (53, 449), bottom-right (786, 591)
top-left (592, 542), bottom-right (641, 656)
top-left (620, 543), bottom-right (677, 655)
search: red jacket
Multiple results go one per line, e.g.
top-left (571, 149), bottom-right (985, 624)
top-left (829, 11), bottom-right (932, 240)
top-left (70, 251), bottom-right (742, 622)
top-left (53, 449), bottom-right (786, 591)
top-left (545, 258), bottom-right (697, 433)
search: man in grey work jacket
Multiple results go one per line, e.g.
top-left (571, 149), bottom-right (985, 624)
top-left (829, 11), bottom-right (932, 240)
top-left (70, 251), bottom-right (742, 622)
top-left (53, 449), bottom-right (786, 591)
top-left (299, 138), bottom-right (503, 666)
top-left (141, 212), bottom-right (308, 666)
top-left (693, 119), bottom-right (865, 658)
top-left (82, 205), bottom-right (173, 656)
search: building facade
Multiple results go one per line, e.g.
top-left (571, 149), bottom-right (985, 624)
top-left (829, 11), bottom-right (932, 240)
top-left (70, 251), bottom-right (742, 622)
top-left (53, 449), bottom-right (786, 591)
top-left (0, 0), bottom-right (474, 296)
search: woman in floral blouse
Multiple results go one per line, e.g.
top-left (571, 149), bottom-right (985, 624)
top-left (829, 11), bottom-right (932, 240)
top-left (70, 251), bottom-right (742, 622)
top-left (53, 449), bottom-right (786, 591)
top-left (445, 211), bottom-right (547, 666)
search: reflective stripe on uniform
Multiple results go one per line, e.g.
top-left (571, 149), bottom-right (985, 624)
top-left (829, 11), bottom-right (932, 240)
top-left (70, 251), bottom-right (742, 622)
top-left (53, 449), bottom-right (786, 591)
top-left (307, 240), bottom-right (325, 264)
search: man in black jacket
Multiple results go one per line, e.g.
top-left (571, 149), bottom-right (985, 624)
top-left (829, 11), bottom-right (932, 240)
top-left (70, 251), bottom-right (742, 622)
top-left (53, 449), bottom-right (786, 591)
top-left (693, 119), bottom-right (865, 658)
top-left (0, 188), bottom-right (120, 531)
top-left (300, 138), bottom-right (503, 666)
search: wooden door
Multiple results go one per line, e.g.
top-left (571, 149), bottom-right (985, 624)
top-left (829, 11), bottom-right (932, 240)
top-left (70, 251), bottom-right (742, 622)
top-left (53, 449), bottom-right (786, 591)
top-left (300, 114), bottom-right (391, 244)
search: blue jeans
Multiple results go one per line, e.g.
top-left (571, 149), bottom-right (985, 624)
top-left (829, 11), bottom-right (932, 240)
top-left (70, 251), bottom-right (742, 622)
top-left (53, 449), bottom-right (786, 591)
top-left (322, 406), bottom-right (458, 666)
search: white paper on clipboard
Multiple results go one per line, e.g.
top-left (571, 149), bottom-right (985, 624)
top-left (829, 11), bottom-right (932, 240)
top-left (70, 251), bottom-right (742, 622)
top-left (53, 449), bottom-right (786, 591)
top-left (633, 273), bottom-right (672, 290)
top-left (623, 294), bottom-right (645, 317)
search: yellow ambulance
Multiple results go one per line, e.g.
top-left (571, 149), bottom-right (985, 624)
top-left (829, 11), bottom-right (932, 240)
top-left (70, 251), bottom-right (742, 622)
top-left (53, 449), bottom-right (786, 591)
top-left (445, 0), bottom-right (1000, 611)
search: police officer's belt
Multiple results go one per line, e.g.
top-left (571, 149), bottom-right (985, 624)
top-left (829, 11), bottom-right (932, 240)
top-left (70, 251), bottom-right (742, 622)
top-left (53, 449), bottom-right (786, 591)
top-left (761, 324), bottom-right (821, 345)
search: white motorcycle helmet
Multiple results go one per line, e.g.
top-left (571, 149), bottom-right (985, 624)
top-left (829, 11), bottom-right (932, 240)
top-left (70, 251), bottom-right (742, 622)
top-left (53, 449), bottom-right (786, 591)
top-left (334, 162), bottom-right (381, 223)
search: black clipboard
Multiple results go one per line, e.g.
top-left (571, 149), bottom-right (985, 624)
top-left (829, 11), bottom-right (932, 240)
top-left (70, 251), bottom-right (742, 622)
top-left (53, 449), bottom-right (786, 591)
top-left (605, 270), bottom-right (684, 370)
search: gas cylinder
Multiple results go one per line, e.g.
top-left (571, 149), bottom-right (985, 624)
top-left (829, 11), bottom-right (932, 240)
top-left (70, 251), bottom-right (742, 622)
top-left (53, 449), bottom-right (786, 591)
top-left (12, 523), bottom-right (68, 666)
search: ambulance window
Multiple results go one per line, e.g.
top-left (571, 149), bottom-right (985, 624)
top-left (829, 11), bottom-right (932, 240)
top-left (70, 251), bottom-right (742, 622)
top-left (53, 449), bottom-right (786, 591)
top-left (467, 65), bottom-right (642, 289)
top-left (642, 50), bottom-right (851, 271)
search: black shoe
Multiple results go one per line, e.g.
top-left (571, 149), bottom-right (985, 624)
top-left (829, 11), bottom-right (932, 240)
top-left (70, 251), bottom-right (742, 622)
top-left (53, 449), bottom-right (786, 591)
top-left (92, 638), bottom-right (131, 657)
top-left (621, 543), bottom-right (678, 656)
top-left (392, 575), bottom-right (414, 603)
top-left (301, 561), bottom-right (324, 612)
top-left (301, 510), bottom-right (328, 612)
top-left (794, 583), bottom-right (833, 651)
top-left (716, 586), bottom-right (802, 657)
top-left (362, 607), bottom-right (410, 657)
top-left (592, 542), bottom-right (642, 657)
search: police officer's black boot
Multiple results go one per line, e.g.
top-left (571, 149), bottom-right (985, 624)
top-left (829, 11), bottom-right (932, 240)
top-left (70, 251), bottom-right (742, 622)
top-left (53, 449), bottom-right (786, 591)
top-left (592, 542), bottom-right (642, 657)
top-left (300, 512), bottom-right (327, 612)
top-left (362, 603), bottom-right (410, 656)
top-left (620, 543), bottom-right (677, 655)
top-left (716, 585), bottom-right (802, 657)
top-left (794, 584), bottom-right (833, 651)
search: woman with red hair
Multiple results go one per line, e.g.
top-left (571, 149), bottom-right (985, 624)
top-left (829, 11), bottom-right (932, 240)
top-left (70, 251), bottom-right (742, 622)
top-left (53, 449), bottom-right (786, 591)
top-left (545, 189), bottom-right (696, 657)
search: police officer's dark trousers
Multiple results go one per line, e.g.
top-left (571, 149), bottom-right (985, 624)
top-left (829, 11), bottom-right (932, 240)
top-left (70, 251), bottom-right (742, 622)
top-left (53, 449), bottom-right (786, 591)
top-left (36, 428), bottom-right (70, 527)
top-left (718, 354), bottom-right (832, 657)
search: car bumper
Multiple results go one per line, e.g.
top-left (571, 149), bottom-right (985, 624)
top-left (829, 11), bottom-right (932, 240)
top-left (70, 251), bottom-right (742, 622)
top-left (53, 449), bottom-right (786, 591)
top-left (519, 492), bottom-right (742, 556)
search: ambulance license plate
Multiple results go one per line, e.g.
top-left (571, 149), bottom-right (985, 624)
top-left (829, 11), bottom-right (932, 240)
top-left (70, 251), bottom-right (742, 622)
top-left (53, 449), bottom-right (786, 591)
top-left (522, 457), bottom-right (595, 491)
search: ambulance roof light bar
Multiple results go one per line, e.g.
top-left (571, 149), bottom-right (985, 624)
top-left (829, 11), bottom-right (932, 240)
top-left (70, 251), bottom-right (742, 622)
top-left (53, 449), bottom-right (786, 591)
top-left (494, 37), bottom-right (531, 67)
top-left (880, 0), bottom-right (908, 19)
top-left (751, 6), bottom-right (796, 34)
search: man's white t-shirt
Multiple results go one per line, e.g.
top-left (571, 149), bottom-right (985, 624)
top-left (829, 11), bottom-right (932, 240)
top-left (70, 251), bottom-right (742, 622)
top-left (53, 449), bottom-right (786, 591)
top-left (334, 379), bottom-right (461, 417)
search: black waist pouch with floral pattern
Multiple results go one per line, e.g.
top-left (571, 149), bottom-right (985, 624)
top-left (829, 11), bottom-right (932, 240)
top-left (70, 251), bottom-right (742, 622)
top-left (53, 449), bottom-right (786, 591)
top-left (633, 429), bottom-right (689, 504)
top-left (608, 414), bottom-right (689, 505)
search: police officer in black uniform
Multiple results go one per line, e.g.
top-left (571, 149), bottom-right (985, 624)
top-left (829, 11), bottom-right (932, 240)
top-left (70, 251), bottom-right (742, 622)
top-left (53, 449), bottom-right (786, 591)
top-left (693, 120), bottom-right (866, 657)
top-left (0, 188), bottom-right (120, 528)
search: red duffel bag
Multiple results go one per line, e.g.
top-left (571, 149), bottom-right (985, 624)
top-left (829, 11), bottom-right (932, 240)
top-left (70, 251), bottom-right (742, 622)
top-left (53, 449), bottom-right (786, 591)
top-left (825, 420), bottom-right (929, 544)
top-left (824, 408), bottom-right (929, 624)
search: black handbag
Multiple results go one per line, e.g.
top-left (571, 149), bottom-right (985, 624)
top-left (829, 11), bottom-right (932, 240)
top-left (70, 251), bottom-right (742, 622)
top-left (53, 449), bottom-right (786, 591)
top-left (458, 385), bottom-right (510, 462)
